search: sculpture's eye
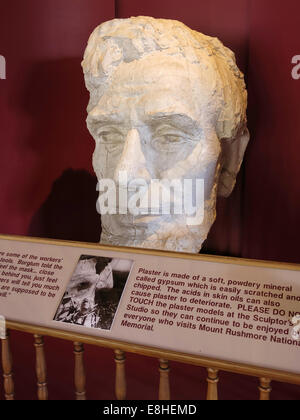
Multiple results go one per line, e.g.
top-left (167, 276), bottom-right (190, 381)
top-left (98, 130), bottom-right (124, 152)
top-left (151, 134), bottom-right (183, 152)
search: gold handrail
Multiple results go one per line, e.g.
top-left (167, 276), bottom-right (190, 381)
top-left (0, 233), bottom-right (299, 272)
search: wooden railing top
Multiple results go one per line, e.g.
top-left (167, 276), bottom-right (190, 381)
top-left (0, 233), bottom-right (299, 272)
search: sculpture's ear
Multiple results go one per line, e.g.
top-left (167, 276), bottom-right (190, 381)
top-left (217, 128), bottom-right (250, 197)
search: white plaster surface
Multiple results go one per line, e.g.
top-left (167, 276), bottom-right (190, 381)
top-left (82, 17), bottom-right (249, 253)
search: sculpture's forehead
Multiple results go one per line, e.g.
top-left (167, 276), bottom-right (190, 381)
top-left (114, 53), bottom-right (189, 79)
top-left (93, 54), bottom-right (214, 121)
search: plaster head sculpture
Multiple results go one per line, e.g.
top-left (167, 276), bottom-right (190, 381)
top-left (82, 16), bottom-right (249, 253)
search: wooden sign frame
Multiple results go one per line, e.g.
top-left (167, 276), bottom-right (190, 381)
top-left (0, 233), bottom-right (299, 385)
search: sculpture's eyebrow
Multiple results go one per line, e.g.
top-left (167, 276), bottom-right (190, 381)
top-left (87, 111), bottom-right (200, 132)
top-left (87, 113), bottom-right (124, 125)
top-left (145, 113), bottom-right (200, 132)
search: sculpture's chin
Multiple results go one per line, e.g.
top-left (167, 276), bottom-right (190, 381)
top-left (100, 231), bottom-right (203, 253)
top-left (99, 212), bottom-right (216, 254)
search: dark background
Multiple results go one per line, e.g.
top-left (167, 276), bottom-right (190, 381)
top-left (0, 0), bottom-right (299, 400)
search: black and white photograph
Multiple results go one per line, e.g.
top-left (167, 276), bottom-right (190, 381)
top-left (54, 255), bottom-right (133, 330)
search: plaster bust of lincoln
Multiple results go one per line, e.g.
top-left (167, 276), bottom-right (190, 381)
top-left (82, 16), bottom-right (249, 253)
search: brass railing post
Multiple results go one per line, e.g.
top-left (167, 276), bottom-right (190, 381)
top-left (159, 359), bottom-right (170, 400)
top-left (206, 368), bottom-right (219, 401)
top-left (34, 334), bottom-right (48, 400)
top-left (114, 349), bottom-right (126, 400)
top-left (74, 342), bottom-right (86, 400)
top-left (259, 377), bottom-right (272, 400)
top-left (1, 329), bottom-right (14, 400)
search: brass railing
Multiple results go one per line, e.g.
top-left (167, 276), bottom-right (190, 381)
top-left (2, 320), bottom-right (300, 400)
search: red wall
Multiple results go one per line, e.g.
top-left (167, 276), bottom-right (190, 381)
top-left (0, 0), bottom-right (299, 400)
top-left (243, 0), bottom-right (300, 262)
top-left (0, 0), bottom-right (115, 241)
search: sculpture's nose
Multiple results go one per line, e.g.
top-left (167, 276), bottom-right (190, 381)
top-left (114, 129), bottom-right (151, 187)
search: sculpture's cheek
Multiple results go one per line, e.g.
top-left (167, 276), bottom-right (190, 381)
top-left (160, 134), bottom-right (221, 180)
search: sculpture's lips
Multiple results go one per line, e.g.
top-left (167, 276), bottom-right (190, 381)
top-left (112, 212), bottom-right (163, 223)
top-left (105, 213), bottom-right (166, 232)
top-left (133, 215), bottom-right (161, 223)
top-left (115, 205), bottom-right (176, 214)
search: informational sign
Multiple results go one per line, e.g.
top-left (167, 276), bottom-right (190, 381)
top-left (0, 235), bottom-right (299, 374)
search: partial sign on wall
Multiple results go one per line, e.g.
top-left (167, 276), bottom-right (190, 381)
top-left (0, 235), bottom-right (299, 374)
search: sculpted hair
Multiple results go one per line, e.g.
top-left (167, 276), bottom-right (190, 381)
top-left (82, 16), bottom-right (247, 142)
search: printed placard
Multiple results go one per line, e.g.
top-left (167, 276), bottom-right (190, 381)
top-left (0, 235), bottom-right (299, 374)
